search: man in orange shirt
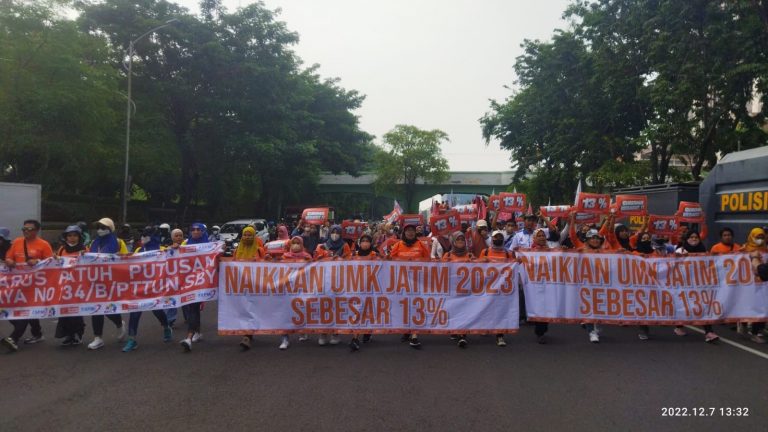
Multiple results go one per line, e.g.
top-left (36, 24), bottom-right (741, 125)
top-left (389, 224), bottom-right (430, 348)
top-left (2, 219), bottom-right (53, 352)
top-left (710, 227), bottom-right (741, 254)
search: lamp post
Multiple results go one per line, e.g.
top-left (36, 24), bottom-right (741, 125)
top-left (121, 18), bottom-right (178, 225)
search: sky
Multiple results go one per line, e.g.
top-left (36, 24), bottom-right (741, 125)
top-left (176, 0), bottom-right (572, 171)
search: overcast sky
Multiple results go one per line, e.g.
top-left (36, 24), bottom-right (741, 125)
top-left (177, 0), bottom-right (571, 171)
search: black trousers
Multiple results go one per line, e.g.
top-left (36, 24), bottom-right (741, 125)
top-left (10, 319), bottom-right (42, 343)
top-left (91, 314), bottom-right (122, 337)
top-left (182, 303), bottom-right (201, 334)
top-left (55, 316), bottom-right (85, 339)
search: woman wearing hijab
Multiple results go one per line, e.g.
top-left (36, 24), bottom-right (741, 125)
top-left (179, 223), bottom-right (209, 352)
top-left (740, 228), bottom-right (767, 343)
top-left (87, 217), bottom-right (127, 350)
top-left (55, 225), bottom-right (87, 346)
top-left (165, 228), bottom-right (186, 327)
top-left (274, 236), bottom-right (315, 350)
top-left (314, 225), bottom-right (351, 260)
top-left (276, 225), bottom-right (290, 241)
top-left (442, 232), bottom-right (472, 348)
top-left (348, 234), bottom-right (379, 351)
top-left (671, 231), bottom-right (719, 343)
top-left (122, 227), bottom-right (173, 352)
top-left (389, 224), bottom-right (431, 348)
top-left (236, 226), bottom-right (266, 351)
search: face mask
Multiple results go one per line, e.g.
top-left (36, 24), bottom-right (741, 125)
top-left (755, 239), bottom-right (764, 246)
top-left (66, 240), bottom-right (78, 247)
top-left (492, 239), bottom-right (504, 247)
top-left (97, 229), bottom-right (110, 237)
top-left (330, 233), bottom-right (340, 241)
top-left (141, 236), bottom-right (151, 244)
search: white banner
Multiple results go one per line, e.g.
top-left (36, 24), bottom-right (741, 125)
top-left (217, 260), bottom-right (519, 335)
top-left (517, 251), bottom-right (768, 324)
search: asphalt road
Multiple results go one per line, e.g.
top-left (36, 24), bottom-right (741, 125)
top-left (1, 305), bottom-right (767, 432)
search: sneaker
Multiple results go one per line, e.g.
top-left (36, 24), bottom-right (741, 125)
top-left (362, 334), bottom-right (372, 343)
top-left (457, 337), bottom-right (467, 348)
top-left (61, 336), bottom-right (74, 347)
top-left (638, 332), bottom-right (649, 341)
top-left (329, 334), bottom-right (341, 345)
top-left (88, 337), bottom-right (104, 350)
top-left (318, 334), bottom-right (328, 346)
top-left (191, 332), bottom-right (203, 343)
top-left (239, 336), bottom-right (251, 351)
top-left (349, 338), bottom-right (360, 351)
top-left (673, 327), bottom-right (687, 337)
top-left (589, 330), bottom-right (600, 343)
top-left (1, 337), bottom-right (19, 352)
top-left (536, 335), bottom-right (547, 344)
top-left (122, 338), bottom-right (138, 352)
top-left (705, 332), bottom-right (719, 343)
top-left (298, 334), bottom-right (309, 342)
top-left (163, 327), bottom-right (173, 343)
top-left (279, 336), bottom-right (290, 350)
top-left (409, 336), bottom-right (421, 348)
top-left (750, 334), bottom-right (767, 344)
top-left (23, 335), bottom-right (45, 344)
top-left (116, 321), bottom-right (127, 342)
top-left (496, 336), bottom-right (507, 347)
top-left (180, 338), bottom-right (192, 352)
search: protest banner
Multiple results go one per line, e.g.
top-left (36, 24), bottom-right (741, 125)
top-left (0, 243), bottom-right (221, 319)
top-left (453, 205), bottom-right (478, 222)
top-left (573, 211), bottom-right (601, 225)
top-left (218, 260), bottom-right (520, 334)
top-left (539, 205), bottom-right (571, 218)
top-left (265, 240), bottom-right (289, 256)
top-left (575, 192), bottom-right (611, 214)
top-left (648, 215), bottom-right (679, 236)
top-left (517, 251), bottom-right (768, 325)
top-left (614, 195), bottom-right (648, 217)
top-left (341, 221), bottom-right (366, 240)
top-left (676, 201), bottom-right (705, 223)
top-left (302, 208), bottom-right (330, 225)
top-left (489, 195), bottom-right (501, 211)
top-left (398, 214), bottom-right (424, 227)
top-left (499, 192), bottom-right (527, 212)
top-left (429, 211), bottom-right (461, 237)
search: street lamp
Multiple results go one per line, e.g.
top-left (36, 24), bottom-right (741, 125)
top-left (121, 18), bottom-right (178, 225)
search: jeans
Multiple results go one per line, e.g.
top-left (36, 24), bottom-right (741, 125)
top-left (166, 307), bottom-right (178, 324)
top-left (92, 314), bottom-right (122, 337)
top-left (182, 303), bottom-right (201, 334)
top-left (10, 319), bottom-right (42, 343)
top-left (128, 310), bottom-right (169, 337)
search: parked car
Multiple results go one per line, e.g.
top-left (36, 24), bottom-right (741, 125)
top-left (219, 219), bottom-right (268, 244)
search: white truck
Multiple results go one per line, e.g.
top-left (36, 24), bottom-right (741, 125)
top-left (0, 182), bottom-right (42, 239)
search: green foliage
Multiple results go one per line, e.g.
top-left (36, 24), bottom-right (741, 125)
top-left (373, 125), bottom-right (450, 212)
top-left (483, 0), bottom-right (768, 199)
top-left (1, 0), bottom-right (372, 221)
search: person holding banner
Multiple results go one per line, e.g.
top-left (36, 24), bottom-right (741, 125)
top-left (348, 234), bottom-right (379, 351)
top-left (123, 226), bottom-right (173, 353)
top-left (236, 226), bottom-right (267, 351)
top-left (442, 231), bottom-right (473, 348)
top-left (573, 226), bottom-right (607, 343)
top-left (54, 225), bottom-right (87, 346)
top-left (477, 230), bottom-right (512, 347)
top-left (431, 232), bottom-right (452, 260)
top-left (741, 228), bottom-right (767, 343)
top-left (315, 225), bottom-right (351, 261)
top-left (277, 236), bottom-right (316, 350)
top-left (1, 219), bottom-right (53, 352)
top-left (709, 228), bottom-right (741, 253)
top-left (389, 223), bottom-right (431, 348)
top-left (526, 228), bottom-right (554, 343)
top-left (179, 222), bottom-right (210, 352)
top-left (87, 217), bottom-right (127, 350)
top-left (670, 231), bottom-right (720, 343)
top-left (165, 228), bottom-right (186, 327)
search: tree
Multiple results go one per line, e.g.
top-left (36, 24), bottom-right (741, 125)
top-left (373, 125), bottom-right (450, 212)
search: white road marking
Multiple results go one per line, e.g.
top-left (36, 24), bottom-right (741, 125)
top-left (685, 325), bottom-right (768, 361)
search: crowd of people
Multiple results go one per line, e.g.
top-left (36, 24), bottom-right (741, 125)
top-left (1, 203), bottom-right (767, 355)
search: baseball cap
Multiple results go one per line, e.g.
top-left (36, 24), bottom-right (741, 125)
top-left (491, 230), bottom-right (504, 237)
top-left (586, 229), bottom-right (602, 239)
top-left (476, 220), bottom-right (488, 228)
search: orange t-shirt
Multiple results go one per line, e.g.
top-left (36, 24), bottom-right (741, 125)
top-left (5, 237), bottom-right (53, 264)
top-left (390, 240), bottom-right (430, 260)
top-left (710, 242), bottom-right (741, 254)
top-left (480, 248), bottom-right (512, 262)
top-left (441, 251), bottom-right (472, 262)
top-left (314, 243), bottom-right (352, 260)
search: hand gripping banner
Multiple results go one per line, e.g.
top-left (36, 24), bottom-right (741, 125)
top-left (517, 251), bottom-right (768, 325)
top-left (218, 260), bottom-right (520, 335)
top-left (0, 243), bottom-right (221, 320)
